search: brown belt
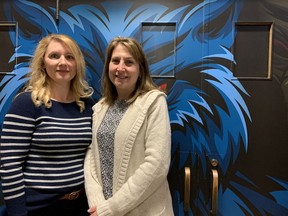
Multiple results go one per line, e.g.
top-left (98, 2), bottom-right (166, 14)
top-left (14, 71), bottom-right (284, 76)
top-left (61, 188), bottom-right (84, 200)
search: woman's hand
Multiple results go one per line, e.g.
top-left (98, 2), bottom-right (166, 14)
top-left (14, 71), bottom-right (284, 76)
top-left (88, 206), bottom-right (97, 216)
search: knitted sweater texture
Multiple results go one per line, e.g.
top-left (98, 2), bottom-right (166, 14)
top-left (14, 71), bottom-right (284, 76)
top-left (84, 90), bottom-right (174, 216)
top-left (0, 92), bottom-right (94, 216)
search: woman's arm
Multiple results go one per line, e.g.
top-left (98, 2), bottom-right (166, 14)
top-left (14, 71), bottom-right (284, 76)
top-left (0, 93), bottom-right (35, 216)
top-left (84, 144), bottom-right (106, 208)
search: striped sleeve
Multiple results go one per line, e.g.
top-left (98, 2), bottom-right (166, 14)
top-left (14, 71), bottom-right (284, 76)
top-left (0, 94), bottom-right (35, 215)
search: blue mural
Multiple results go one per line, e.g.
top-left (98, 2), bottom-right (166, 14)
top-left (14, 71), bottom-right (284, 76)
top-left (0, 0), bottom-right (288, 215)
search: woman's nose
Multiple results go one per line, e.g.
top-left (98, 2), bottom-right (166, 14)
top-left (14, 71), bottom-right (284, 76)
top-left (58, 56), bottom-right (67, 66)
top-left (117, 61), bottom-right (125, 71)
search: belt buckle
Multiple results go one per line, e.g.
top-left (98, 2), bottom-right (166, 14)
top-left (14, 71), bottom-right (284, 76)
top-left (68, 190), bottom-right (80, 200)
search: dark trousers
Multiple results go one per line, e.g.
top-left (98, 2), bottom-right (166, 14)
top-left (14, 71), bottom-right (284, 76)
top-left (28, 193), bottom-right (89, 216)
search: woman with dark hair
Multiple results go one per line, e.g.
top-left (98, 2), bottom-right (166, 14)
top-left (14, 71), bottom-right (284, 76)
top-left (84, 37), bottom-right (174, 216)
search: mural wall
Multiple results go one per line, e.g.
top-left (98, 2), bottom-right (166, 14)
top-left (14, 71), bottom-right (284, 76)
top-left (0, 0), bottom-right (288, 215)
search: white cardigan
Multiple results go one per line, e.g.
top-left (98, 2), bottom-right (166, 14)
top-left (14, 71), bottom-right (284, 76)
top-left (84, 90), bottom-right (174, 216)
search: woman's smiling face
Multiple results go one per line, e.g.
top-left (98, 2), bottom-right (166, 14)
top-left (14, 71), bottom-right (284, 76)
top-left (44, 40), bottom-right (77, 86)
top-left (108, 44), bottom-right (140, 100)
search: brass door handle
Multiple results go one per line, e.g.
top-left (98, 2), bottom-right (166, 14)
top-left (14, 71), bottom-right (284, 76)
top-left (210, 159), bottom-right (219, 215)
top-left (184, 166), bottom-right (191, 212)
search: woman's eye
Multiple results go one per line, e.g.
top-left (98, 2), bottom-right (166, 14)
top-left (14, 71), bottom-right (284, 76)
top-left (125, 60), bottom-right (133, 65)
top-left (50, 54), bottom-right (59, 59)
top-left (66, 55), bottom-right (75, 60)
top-left (111, 59), bottom-right (119, 64)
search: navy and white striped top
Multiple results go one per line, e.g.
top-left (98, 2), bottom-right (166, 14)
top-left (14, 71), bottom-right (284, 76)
top-left (0, 92), bottom-right (94, 215)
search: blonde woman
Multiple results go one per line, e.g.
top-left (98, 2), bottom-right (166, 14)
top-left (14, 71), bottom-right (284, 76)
top-left (0, 34), bottom-right (94, 216)
top-left (84, 37), bottom-right (174, 216)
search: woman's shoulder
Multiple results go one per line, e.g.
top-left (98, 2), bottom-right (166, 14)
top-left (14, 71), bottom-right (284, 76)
top-left (139, 89), bottom-right (166, 102)
top-left (83, 96), bottom-right (96, 107)
top-left (92, 97), bottom-right (106, 112)
top-left (134, 90), bottom-right (167, 111)
top-left (6, 91), bottom-right (35, 116)
top-left (12, 91), bottom-right (33, 106)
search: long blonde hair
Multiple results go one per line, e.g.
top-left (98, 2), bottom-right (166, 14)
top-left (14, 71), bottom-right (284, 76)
top-left (102, 37), bottom-right (158, 105)
top-left (24, 34), bottom-right (92, 112)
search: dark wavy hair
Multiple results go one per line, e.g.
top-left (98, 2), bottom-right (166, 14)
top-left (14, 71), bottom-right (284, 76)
top-left (101, 37), bottom-right (158, 105)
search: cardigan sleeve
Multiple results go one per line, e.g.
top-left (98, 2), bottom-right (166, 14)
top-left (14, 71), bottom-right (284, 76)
top-left (96, 93), bottom-right (171, 216)
top-left (84, 144), bottom-right (106, 207)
